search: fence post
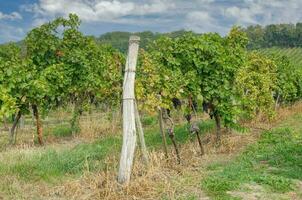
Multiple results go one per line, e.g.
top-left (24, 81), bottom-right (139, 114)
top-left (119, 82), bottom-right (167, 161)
top-left (134, 100), bottom-right (149, 164)
top-left (118, 36), bottom-right (140, 184)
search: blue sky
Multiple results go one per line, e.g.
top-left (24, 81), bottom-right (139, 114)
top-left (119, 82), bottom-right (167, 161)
top-left (1, 0), bottom-right (302, 43)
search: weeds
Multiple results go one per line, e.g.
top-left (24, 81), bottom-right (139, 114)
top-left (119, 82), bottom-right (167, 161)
top-left (0, 136), bottom-right (121, 182)
top-left (0, 119), bottom-right (215, 183)
top-left (51, 124), bottom-right (73, 137)
top-left (202, 127), bottom-right (302, 199)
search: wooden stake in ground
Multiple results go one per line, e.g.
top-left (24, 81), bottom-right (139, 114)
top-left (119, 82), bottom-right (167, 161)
top-left (158, 107), bottom-right (168, 158)
top-left (118, 35), bottom-right (141, 184)
top-left (134, 100), bottom-right (149, 164)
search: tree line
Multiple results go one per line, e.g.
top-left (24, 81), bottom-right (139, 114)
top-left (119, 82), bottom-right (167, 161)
top-left (98, 30), bottom-right (190, 53)
top-left (244, 23), bottom-right (302, 49)
top-left (98, 22), bottom-right (302, 52)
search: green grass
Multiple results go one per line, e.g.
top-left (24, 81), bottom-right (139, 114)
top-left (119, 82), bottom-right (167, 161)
top-left (0, 119), bottom-right (215, 183)
top-left (141, 115), bottom-right (158, 126)
top-left (44, 124), bottom-right (73, 138)
top-left (145, 120), bottom-right (215, 149)
top-left (0, 136), bottom-right (121, 182)
top-left (202, 127), bottom-right (302, 199)
top-left (52, 124), bottom-right (72, 137)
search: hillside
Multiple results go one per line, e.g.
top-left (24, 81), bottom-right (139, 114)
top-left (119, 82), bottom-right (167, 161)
top-left (259, 47), bottom-right (302, 67)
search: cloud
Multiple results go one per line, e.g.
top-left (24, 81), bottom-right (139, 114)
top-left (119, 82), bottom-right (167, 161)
top-left (2, 0), bottom-right (302, 43)
top-left (224, 0), bottom-right (302, 26)
top-left (24, 0), bottom-right (174, 23)
top-left (0, 12), bottom-right (22, 20)
top-left (0, 23), bottom-right (24, 43)
top-left (183, 0), bottom-right (302, 35)
top-left (23, 0), bottom-right (302, 32)
top-left (225, 6), bottom-right (259, 24)
top-left (185, 11), bottom-right (227, 34)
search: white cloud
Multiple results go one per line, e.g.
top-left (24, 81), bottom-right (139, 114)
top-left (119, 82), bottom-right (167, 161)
top-left (224, 0), bottom-right (302, 26)
top-left (24, 0), bottom-right (174, 23)
top-left (0, 12), bottom-right (22, 20)
top-left (17, 0), bottom-right (302, 28)
top-left (225, 6), bottom-right (259, 24)
top-left (0, 23), bottom-right (24, 42)
top-left (5, 0), bottom-right (302, 43)
top-left (32, 18), bottom-right (49, 27)
top-left (185, 11), bottom-right (227, 34)
top-left (182, 0), bottom-right (302, 35)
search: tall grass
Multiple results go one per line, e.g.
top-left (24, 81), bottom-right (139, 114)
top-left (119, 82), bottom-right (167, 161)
top-left (0, 136), bottom-right (121, 182)
top-left (0, 119), bottom-right (215, 183)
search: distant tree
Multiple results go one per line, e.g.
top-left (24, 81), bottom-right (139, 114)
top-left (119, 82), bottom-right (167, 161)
top-left (98, 30), bottom-right (193, 53)
top-left (245, 25), bottom-right (265, 49)
top-left (296, 23), bottom-right (302, 47)
top-left (245, 22), bottom-right (302, 49)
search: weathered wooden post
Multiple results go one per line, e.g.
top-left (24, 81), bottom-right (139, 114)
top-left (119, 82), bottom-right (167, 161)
top-left (118, 36), bottom-right (141, 184)
top-left (158, 107), bottom-right (168, 158)
top-left (134, 101), bottom-right (149, 164)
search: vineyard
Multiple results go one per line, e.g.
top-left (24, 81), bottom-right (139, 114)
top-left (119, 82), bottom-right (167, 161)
top-left (259, 47), bottom-right (302, 67)
top-left (0, 14), bottom-right (302, 200)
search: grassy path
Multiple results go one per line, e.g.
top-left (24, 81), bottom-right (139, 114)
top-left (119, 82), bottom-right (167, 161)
top-left (201, 113), bottom-right (302, 200)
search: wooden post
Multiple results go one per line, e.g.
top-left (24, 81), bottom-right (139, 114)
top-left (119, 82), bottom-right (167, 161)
top-left (19, 116), bottom-right (25, 129)
top-left (158, 107), bottom-right (168, 158)
top-left (134, 101), bottom-right (149, 164)
top-left (118, 36), bottom-right (140, 184)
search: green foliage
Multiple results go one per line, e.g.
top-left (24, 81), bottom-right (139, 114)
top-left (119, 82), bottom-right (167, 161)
top-left (146, 27), bottom-right (248, 128)
top-left (0, 14), bottom-right (123, 139)
top-left (0, 43), bottom-right (30, 118)
top-left (272, 55), bottom-right (300, 104)
top-left (236, 52), bottom-right (277, 118)
top-left (245, 23), bottom-right (302, 49)
top-left (202, 127), bottom-right (302, 199)
top-left (0, 87), bottom-right (16, 118)
top-left (259, 49), bottom-right (302, 104)
top-left (141, 115), bottom-right (157, 126)
top-left (136, 49), bottom-right (187, 113)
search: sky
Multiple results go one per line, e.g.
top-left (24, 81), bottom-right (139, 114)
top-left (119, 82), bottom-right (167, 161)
top-left (1, 0), bottom-right (302, 43)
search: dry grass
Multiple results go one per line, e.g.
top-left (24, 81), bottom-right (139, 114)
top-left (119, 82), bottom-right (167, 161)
top-left (0, 130), bottom-right (249, 199)
top-left (38, 148), bottom-right (213, 199)
top-left (78, 111), bottom-right (122, 140)
top-left (228, 183), bottom-right (293, 200)
top-left (24, 129), bottom-right (257, 200)
top-left (241, 101), bottom-right (302, 131)
top-left (1, 102), bottom-right (302, 199)
top-left (0, 108), bottom-right (122, 151)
